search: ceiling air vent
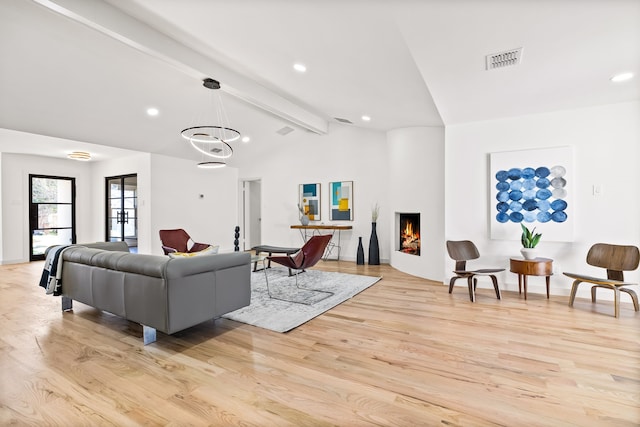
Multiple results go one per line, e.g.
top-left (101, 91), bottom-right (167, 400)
top-left (486, 47), bottom-right (523, 70)
top-left (334, 117), bottom-right (353, 124)
top-left (276, 126), bottom-right (295, 136)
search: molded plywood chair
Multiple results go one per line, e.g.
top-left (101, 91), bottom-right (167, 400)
top-left (446, 240), bottom-right (504, 302)
top-left (265, 234), bottom-right (333, 305)
top-left (564, 243), bottom-right (639, 318)
top-left (159, 229), bottom-right (210, 255)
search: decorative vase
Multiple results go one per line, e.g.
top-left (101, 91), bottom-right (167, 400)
top-left (368, 222), bottom-right (380, 265)
top-left (234, 226), bottom-right (240, 251)
top-left (520, 248), bottom-right (537, 260)
top-left (300, 214), bottom-right (310, 226)
top-left (356, 237), bottom-right (365, 265)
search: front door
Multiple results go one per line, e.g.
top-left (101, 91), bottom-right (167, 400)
top-left (29, 175), bottom-right (76, 261)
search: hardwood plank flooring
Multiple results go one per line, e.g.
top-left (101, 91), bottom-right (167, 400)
top-left (1, 260), bottom-right (638, 426)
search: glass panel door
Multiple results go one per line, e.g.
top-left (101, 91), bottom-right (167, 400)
top-left (106, 174), bottom-right (137, 252)
top-left (29, 175), bottom-right (76, 261)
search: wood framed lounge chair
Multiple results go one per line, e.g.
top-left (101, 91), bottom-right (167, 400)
top-left (446, 240), bottom-right (503, 302)
top-left (564, 243), bottom-right (639, 318)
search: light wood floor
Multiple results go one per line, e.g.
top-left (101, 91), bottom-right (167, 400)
top-left (1, 260), bottom-right (638, 426)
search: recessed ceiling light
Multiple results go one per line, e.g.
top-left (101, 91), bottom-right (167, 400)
top-left (146, 107), bottom-right (159, 116)
top-left (242, 136), bottom-right (250, 143)
top-left (610, 72), bottom-right (633, 83)
top-left (293, 63), bottom-right (307, 73)
top-left (361, 115), bottom-right (371, 122)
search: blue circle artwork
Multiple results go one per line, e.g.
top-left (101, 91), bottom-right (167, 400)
top-left (494, 165), bottom-right (568, 224)
top-left (537, 211), bottom-right (552, 222)
top-left (522, 179), bottom-right (536, 190)
top-left (522, 168), bottom-right (536, 179)
top-left (536, 178), bottom-right (550, 189)
top-left (496, 181), bottom-right (510, 191)
top-left (536, 188), bottom-right (552, 200)
top-left (508, 168), bottom-right (522, 180)
top-left (496, 212), bottom-right (509, 223)
top-left (522, 199), bottom-right (538, 211)
top-left (509, 212), bottom-right (524, 222)
top-left (535, 167), bottom-right (550, 178)
top-left (496, 170), bottom-right (509, 181)
top-left (509, 190), bottom-right (523, 201)
top-left (551, 211), bottom-right (567, 222)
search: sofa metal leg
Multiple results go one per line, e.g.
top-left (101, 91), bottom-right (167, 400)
top-left (142, 325), bottom-right (157, 345)
top-left (61, 296), bottom-right (73, 311)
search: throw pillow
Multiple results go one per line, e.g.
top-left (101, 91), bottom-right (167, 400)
top-left (168, 245), bottom-right (219, 258)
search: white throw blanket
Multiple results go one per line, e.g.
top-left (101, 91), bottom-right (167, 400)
top-left (39, 245), bottom-right (72, 295)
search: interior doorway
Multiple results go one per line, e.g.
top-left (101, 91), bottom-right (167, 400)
top-left (241, 179), bottom-right (262, 251)
top-left (105, 174), bottom-right (138, 252)
top-left (29, 174), bottom-right (76, 261)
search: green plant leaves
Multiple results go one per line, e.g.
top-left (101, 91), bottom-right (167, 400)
top-left (520, 223), bottom-right (542, 248)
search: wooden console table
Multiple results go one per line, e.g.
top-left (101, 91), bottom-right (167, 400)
top-left (509, 257), bottom-right (553, 300)
top-left (290, 225), bottom-right (353, 261)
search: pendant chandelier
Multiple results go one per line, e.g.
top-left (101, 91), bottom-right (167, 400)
top-left (181, 78), bottom-right (240, 168)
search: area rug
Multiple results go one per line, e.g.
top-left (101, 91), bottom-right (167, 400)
top-left (222, 267), bottom-right (381, 332)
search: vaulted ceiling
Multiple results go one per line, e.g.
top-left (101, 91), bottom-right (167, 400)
top-left (1, 0), bottom-right (638, 164)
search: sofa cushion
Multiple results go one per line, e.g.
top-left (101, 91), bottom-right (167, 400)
top-left (168, 245), bottom-right (219, 258)
top-left (63, 247), bottom-right (168, 278)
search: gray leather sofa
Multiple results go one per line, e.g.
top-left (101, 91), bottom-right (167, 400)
top-left (58, 241), bottom-right (251, 344)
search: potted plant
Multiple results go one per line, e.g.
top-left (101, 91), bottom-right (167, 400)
top-left (520, 224), bottom-right (542, 260)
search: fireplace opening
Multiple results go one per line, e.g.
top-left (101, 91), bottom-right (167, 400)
top-left (399, 213), bottom-right (420, 256)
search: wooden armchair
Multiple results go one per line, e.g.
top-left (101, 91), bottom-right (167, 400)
top-left (446, 240), bottom-right (504, 302)
top-left (564, 243), bottom-right (639, 317)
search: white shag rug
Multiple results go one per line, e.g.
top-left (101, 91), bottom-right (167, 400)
top-left (222, 267), bottom-right (381, 332)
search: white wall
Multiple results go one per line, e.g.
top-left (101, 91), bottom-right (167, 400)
top-left (149, 154), bottom-right (239, 255)
top-left (0, 153), bottom-right (3, 261)
top-left (388, 127), bottom-right (445, 280)
top-left (445, 101), bottom-right (640, 300)
top-left (236, 123), bottom-right (390, 262)
top-left (0, 153), bottom-right (93, 264)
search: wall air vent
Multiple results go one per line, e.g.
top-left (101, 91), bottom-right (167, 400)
top-left (276, 126), bottom-right (295, 136)
top-left (334, 117), bottom-right (353, 124)
top-left (486, 47), bottom-right (523, 70)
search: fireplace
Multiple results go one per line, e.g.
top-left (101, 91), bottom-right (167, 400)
top-left (398, 213), bottom-right (420, 255)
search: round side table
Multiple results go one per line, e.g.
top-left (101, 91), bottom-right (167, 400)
top-left (509, 257), bottom-right (553, 300)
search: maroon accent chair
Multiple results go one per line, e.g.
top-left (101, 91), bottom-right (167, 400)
top-left (159, 229), bottom-right (210, 255)
top-left (265, 234), bottom-right (333, 305)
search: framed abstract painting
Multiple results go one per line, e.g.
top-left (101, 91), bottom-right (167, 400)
top-left (299, 183), bottom-right (321, 221)
top-left (489, 146), bottom-right (574, 242)
top-left (329, 181), bottom-right (353, 221)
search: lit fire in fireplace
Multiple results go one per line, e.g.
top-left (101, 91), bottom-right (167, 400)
top-left (400, 214), bottom-right (420, 255)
